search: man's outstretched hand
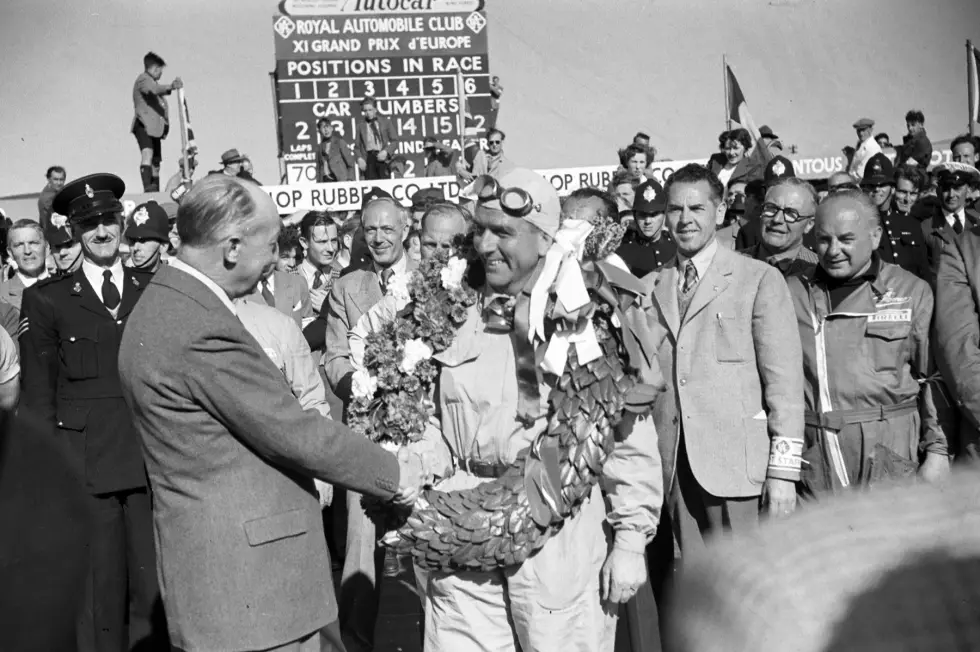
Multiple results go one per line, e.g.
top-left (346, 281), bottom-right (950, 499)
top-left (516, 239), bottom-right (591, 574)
top-left (393, 447), bottom-right (425, 508)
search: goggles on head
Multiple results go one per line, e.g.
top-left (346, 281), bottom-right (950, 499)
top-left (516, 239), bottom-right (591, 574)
top-left (472, 175), bottom-right (540, 217)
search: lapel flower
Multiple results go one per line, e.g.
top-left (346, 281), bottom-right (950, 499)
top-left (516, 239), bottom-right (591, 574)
top-left (440, 256), bottom-right (467, 291)
top-left (399, 338), bottom-right (433, 374)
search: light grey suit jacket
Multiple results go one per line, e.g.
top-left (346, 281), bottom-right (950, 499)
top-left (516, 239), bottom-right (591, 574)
top-left (131, 71), bottom-right (170, 138)
top-left (242, 270), bottom-right (313, 328)
top-left (640, 244), bottom-right (804, 498)
top-left (323, 257), bottom-right (417, 403)
top-left (118, 264), bottom-right (400, 651)
top-left (0, 274), bottom-right (27, 310)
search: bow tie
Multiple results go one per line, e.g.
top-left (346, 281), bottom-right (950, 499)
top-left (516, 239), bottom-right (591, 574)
top-left (483, 296), bottom-right (516, 332)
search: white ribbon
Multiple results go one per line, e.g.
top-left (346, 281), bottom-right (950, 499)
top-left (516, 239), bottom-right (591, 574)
top-left (528, 219), bottom-right (603, 375)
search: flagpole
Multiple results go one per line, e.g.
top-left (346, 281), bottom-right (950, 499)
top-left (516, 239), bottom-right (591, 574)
top-left (969, 40), bottom-right (977, 138)
top-left (177, 87), bottom-right (189, 183)
top-left (723, 54), bottom-right (731, 132)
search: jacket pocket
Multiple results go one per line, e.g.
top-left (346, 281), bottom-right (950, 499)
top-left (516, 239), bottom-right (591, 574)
top-left (715, 312), bottom-right (747, 363)
top-left (56, 404), bottom-right (89, 432)
top-left (744, 415), bottom-right (769, 484)
top-left (60, 326), bottom-right (100, 380)
top-left (243, 508), bottom-right (309, 546)
top-left (865, 321), bottom-right (912, 373)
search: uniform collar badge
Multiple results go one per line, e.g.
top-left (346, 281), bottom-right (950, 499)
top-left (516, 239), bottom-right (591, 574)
top-left (84, 184), bottom-right (95, 199)
top-left (72, 281), bottom-right (82, 294)
top-left (132, 276), bottom-right (140, 288)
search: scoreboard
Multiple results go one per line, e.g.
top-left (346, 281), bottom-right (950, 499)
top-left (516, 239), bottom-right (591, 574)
top-left (272, 0), bottom-right (494, 185)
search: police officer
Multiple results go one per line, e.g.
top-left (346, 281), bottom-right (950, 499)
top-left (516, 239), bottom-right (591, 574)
top-left (786, 190), bottom-right (948, 497)
top-left (615, 179), bottom-right (675, 276)
top-left (19, 173), bottom-right (165, 652)
top-left (45, 214), bottom-right (84, 276)
top-left (125, 200), bottom-right (170, 273)
top-left (862, 152), bottom-right (929, 280)
top-left (920, 164), bottom-right (980, 281)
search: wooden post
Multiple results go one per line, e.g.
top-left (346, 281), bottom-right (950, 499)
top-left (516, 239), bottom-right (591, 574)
top-left (457, 71), bottom-right (467, 142)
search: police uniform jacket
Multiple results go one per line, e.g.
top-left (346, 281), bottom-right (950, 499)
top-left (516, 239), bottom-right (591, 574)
top-left (616, 229), bottom-right (676, 277)
top-left (787, 258), bottom-right (947, 492)
top-left (878, 206), bottom-right (929, 281)
top-left (19, 266), bottom-right (153, 494)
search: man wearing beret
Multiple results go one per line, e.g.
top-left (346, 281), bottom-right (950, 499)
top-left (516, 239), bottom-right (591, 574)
top-left (19, 173), bottom-right (165, 651)
top-left (848, 118), bottom-right (883, 182)
top-left (410, 168), bottom-right (662, 651)
top-left (859, 153), bottom-right (929, 280)
top-left (125, 200), bottom-right (170, 273)
top-left (616, 179), bottom-right (675, 277)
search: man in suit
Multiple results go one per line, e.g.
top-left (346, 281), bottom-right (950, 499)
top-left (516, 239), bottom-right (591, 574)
top-left (638, 163), bottom-right (804, 554)
top-left (2, 219), bottom-right (50, 310)
top-left (117, 174), bottom-right (421, 652)
top-left (132, 51), bottom-right (182, 192)
top-left (354, 97), bottom-right (399, 180)
top-left (19, 173), bottom-right (165, 652)
top-left (921, 165), bottom-right (980, 281)
top-left (244, 264), bottom-right (312, 329)
top-left (317, 119), bottom-right (356, 182)
top-left (323, 196), bottom-right (414, 652)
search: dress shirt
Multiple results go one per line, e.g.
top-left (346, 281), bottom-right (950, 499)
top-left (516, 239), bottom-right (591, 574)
top-left (944, 207), bottom-right (966, 231)
top-left (17, 270), bottom-right (49, 289)
top-left (167, 257), bottom-right (237, 316)
top-left (299, 259), bottom-right (325, 291)
top-left (373, 253), bottom-right (408, 286)
top-left (81, 258), bottom-right (123, 304)
top-left (676, 238), bottom-right (718, 291)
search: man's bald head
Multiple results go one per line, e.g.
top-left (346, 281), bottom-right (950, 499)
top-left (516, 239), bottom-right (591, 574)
top-left (814, 190), bottom-right (882, 280)
top-left (420, 204), bottom-right (468, 260)
top-left (827, 172), bottom-right (859, 193)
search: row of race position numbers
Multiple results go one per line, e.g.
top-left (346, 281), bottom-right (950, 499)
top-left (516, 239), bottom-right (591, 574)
top-left (279, 74), bottom-right (484, 102)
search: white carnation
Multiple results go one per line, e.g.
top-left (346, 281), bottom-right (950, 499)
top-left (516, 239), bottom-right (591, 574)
top-left (400, 338), bottom-right (433, 374)
top-left (351, 369), bottom-right (379, 401)
top-left (386, 273), bottom-right (411, 311)
top-left (440, 257), bottom-right (467, 291)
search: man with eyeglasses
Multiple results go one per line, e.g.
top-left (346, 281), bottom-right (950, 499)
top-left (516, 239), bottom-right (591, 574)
top-left (786, 190), bottom-right (948, 497)
top-left (861, 153), bottom-right (928, 280)
top-left (739, 177), bottom-right (819, 279)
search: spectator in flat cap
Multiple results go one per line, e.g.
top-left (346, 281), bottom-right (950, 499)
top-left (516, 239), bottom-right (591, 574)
top-left (897, 110), bottom-right (933, 169)
top-left (848, 118), bottom-right (882, 182)
top-left (422, 137), bottom-right (458, 178)
top-left (45, 215), bottom-right (83, 277)
top-left (1, 220), bottom-right (49, 310)
top-left (125, 200), bottom-right (170, 273)
top-left (861, 154), bottom-right (928, 280)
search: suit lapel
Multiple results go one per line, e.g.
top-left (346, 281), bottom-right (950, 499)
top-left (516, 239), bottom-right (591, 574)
top-left (349, 269), bottom-right (383, 318)
top-left (273, 272), bottom-right (292, 314)
top-left (682, 247), bottom-right (733, 327)
top-left (651, 263), bottom-right (680, 337)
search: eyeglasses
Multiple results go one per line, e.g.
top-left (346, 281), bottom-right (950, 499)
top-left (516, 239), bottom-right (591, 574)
top-left (760, 202), bottom-right (813, 224)
top-left (488, 139), bottom-right (502, 145)
top-left (472, 175), bottom-right (536, 217)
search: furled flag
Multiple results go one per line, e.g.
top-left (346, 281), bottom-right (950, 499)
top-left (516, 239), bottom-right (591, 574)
top-left (726, 65), bottom-right (762, 146)
top-left (970, 43), bottom-right (980, 127)
top-left (180, 90), bottom-right (198, 160)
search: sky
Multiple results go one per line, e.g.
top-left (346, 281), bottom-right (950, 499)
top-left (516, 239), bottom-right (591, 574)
top-left (1, 0), bottom-right (978, 199)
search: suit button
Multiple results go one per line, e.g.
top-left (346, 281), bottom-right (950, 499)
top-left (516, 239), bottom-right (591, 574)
top-left (117, 320), bottom-right (123, 325)
top-left (69, 337), bottom-right (76, 342)
top-left (57, 421), bottom-right (63, 426)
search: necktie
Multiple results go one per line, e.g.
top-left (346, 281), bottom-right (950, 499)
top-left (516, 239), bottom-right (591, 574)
top-left (682, 261), bottom-right (698, 294)
top-left (380, 267), bottom-right (394, 292)
top-left (261, 280), bottom-right (275, 307)
top-left (102, 270), bottom-right (120, 310)
top-left (370, 120), bottom-right (382, 149)
top-left (953, 216), bottom-right (964, 235)
top-left (312, 271), bottom-right (324, 290)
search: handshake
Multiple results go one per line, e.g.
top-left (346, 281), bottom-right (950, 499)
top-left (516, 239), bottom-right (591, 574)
top-left (392, 447), bottom-right (430, 508)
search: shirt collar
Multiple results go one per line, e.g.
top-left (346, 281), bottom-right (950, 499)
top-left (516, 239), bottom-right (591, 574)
top-left (943, 207), bottom-right (965, 228)
top-left (676, 237), bottom-right (718, 280)
top-left (17, 269), bottom-right (49, 288)
top-left (167, 257), bottom-right (237, 316)
top-left (263, 272), bottom-right (275, 293)
top-left (81, 257), bottom-right (122, 290)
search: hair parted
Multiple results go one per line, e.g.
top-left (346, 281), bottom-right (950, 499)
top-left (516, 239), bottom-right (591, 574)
top-left (663, 164), bottom-right (725, 206)
top-left (46, 165), bottom-right (66, 179)
top-left (300, 211), bottom-right (338, 241)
